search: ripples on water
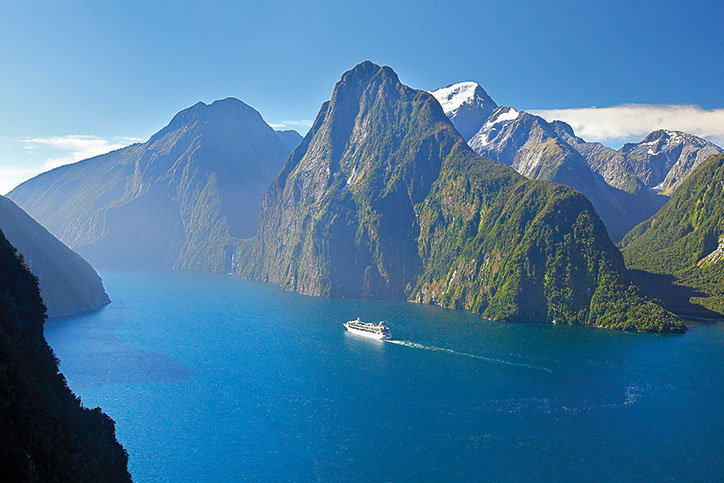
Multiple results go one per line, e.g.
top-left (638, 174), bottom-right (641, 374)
top-left (45, 269), bottom-right (724, 482)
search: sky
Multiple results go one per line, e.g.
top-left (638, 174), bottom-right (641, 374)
top-left (1, 0), bottom-right (723, 193)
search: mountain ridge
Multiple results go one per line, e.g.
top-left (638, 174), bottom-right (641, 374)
top-left (9, 97), bottom-right (295, 272)
top-left (432, 82), bottom-right (721, 241)
top-left (0, 195), bottom-right (110, 317)
top-left (243, 61), bottom-right (683, 333)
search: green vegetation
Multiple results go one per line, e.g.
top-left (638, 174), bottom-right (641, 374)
top-left (622, 154), bottom-right (724, 318)
top-left (244, 61), bottom-right (683, 333)
top-left (0, 228), bottom-right (130, 480)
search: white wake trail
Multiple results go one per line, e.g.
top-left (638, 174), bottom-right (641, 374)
top-left (386, 339), bottom-right (553, 374)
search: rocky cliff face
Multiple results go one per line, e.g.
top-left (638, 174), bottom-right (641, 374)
top-left (9, 98), bottom-right (293, 272)
top-left (244, 61), bottom-right (683, 333)
top-left (0, 227), bottom-right (129, 481)
top-left (621, 130), bottom-right (722, 194)
top-left (0, 195), bottom-right (109, 317)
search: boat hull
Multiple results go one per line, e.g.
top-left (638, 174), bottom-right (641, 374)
top-left (344, 325), bottom-right (390, 340)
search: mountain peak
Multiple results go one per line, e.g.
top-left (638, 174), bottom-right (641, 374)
top-left (431, 81), bottom-right (495, 114)
top-left (430, 81), bottom-right (498, 140)
top-left (338, 60), bottom-right (390, 87)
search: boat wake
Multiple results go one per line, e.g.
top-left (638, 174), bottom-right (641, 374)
top-left (386, 339), bottom-right (553, 374)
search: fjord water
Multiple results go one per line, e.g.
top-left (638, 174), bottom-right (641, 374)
top-left (46, 270), bottom-right (724, 481)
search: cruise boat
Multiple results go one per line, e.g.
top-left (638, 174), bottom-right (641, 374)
top-left (343, 318), bottom-right (391, 340)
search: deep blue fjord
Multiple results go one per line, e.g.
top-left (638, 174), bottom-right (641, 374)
top-left (46, 269), bottom-right (724, 481)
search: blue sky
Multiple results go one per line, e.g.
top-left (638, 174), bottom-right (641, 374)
top-left (1, 0), bottom-right (723, 193)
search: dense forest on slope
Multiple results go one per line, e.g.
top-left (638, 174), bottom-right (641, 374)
top-left (0, 228), bottom-right (129, 481)
top-left (432, 82), bottom-right (721, 243)
top-left (9, 98), bottom-right (292, 272)
top-left (622, 154), bottom-right (724, 317)
top-left (243, 61), bottom-right (683, 333)
top-left (0, 195), bottom-right (110, 317)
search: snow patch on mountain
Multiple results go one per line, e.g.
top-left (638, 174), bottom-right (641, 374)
top-left (431, 81), bottom-right (481, 115)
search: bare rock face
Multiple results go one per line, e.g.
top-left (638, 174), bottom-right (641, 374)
top-left (700, 236), bottom-right (724, 267)
top-left (622, 130), bottom-right (722, 194)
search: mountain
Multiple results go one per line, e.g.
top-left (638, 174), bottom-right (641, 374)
top-left (0, 228), bottom-right (130, 480)
top-left (276, 129), bottom-right (303, 152)
top-left (620, 130), bottom-right (722, 193)
top-left (242, 61), bottom-right (682, 333)
top-left (621, 154), bottom-right (724, 318)
top-left (0, 196), bottom-right (110, 317)
top-left (432, 82), bottom-right (721, 242)
top-left (9, 98), bottom-right (293, 272)
top-left (430, 82), bottom-right (497, 141)
top-left (558, 127), bottom-right (723, 194)
top-left (467, 106), bottom-right (664, 241)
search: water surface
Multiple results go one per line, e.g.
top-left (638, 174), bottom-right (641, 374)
top-left (45, 269), bottom-right (724, 481)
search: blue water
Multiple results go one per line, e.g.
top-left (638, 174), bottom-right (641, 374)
top-left (45, 269), bottom-right (724, 481)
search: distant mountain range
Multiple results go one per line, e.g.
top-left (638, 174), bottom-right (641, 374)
top-left (0, 195), bottom-right (109, 317)
top-left (431, 82), bottom-right (723, 241)
top-left (9, 98), bottom-right (299, 272)
top-left (10, 63), bottom-right (718, 333)
top-left (242, 61), bottom-right (682, 333)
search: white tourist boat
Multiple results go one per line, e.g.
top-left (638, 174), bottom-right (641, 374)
top-left (343, 318), bottom-right (391, 340)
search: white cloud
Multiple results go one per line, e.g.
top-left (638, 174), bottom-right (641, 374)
top-left (530, 104), bottom-right (724, 147)
top-left (0, 134), bottom-right (142, 195)
top-left (21, 134), bottom-right (142, 171)
top-left (267, 119), bottom-right (313, 131)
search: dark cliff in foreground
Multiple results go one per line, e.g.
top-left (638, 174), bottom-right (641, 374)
top-left (242, 61), bottom-right (683, 333)
top-left (0, 227), bottom-right (130, 481)
top-left (0, 195), bottom-right (110, 318)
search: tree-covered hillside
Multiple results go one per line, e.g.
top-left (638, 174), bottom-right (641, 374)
top-left (622, 154), bottom-right (724, 317)
top-left (243, 61), bottom-right (684, 333)
top-left (0, 228), bottom-right (130, 480)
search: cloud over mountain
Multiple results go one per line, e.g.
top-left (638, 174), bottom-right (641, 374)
top-left (531, 104), bottom-right (724, 147)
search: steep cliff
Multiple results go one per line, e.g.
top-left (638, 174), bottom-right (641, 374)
top-left (0, 227), bottom-right (129, 480)
top-left (243, 61), bottom-right (683, 333)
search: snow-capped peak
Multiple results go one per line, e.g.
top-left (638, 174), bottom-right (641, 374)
top-left (431, 81), bottom-right (494, 116)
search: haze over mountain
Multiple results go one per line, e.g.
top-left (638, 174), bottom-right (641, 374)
top-left (242, 61), bottom-right (682, 333)
top-left (622, 154), bottom-right (724, 318)
top-left (0, 195), bottom-right (109, 317)
top-left (275, 129), bottom-right (303, 152)
top-left (9, 98), bottom-right (294, 272)
top-left (0, 227), bottom-right (129, 480)
top-left (433, 82), bottom-right (723, 241)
